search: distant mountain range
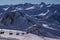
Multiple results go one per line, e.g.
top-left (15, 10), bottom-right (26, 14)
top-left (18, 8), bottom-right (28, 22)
top-left (0, 2), bottom-right (60, 15)
top-left (0, 2), bottom-right (60, 39)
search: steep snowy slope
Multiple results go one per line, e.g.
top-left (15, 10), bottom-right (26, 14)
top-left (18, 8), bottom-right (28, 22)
top-left (0, 29), bottom-right (60, 40)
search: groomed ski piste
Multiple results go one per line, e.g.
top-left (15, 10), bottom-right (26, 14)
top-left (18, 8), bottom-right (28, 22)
top-left (0, 29), bottom-right (60, 40)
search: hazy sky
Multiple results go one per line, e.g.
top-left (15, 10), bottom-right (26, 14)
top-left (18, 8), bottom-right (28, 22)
top-left (0, 0), bottom-right (60, 5)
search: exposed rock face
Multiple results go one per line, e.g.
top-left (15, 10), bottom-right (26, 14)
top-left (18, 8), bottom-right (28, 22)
top-left (0, 11), bottom-right (36, 31)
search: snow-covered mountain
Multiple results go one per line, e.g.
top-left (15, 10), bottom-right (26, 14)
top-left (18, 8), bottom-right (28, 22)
top-left (0, 11), bottom-right (37, 31)
top-left (0, 10), bottom-right (60, 40)
top-left (0, 2), bottom-right (60, 40)
top-left (0, 2), bottom-right (60, 15)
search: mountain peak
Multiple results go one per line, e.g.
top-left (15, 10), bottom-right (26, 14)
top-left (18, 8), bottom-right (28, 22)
top-left (40, 2), bottom-right (46, 5)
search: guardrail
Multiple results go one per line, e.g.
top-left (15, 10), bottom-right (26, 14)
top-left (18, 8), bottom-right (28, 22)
top-left (0, 29), bottom-right (27, 40)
